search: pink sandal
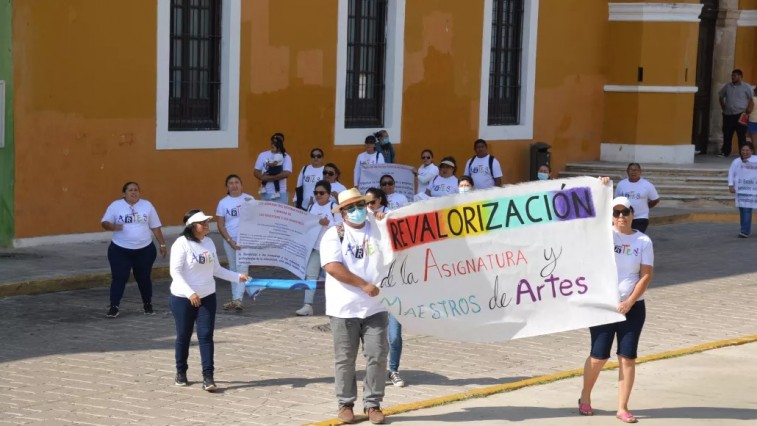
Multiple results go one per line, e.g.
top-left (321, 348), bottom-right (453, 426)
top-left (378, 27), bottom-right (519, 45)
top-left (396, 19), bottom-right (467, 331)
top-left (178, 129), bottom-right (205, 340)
top-left (616, 412), bottom-right (638, 423)
top-left (578, 398), bottom-right (593, 416)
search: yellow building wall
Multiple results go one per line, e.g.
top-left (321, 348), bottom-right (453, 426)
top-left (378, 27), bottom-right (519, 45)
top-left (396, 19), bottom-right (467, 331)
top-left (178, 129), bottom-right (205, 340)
top-left (736, 0), bottom-right (757, 84)
top-left (12, 0), bottom-right (612, 238)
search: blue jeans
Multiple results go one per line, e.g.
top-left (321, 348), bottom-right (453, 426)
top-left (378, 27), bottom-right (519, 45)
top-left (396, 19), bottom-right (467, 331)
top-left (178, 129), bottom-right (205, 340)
top-left (170, 293), bottom-right (217, 376)
top-left (388, 314), bottom-right (402, 372)
top-left (107, 242), bottom-right (156, 307)
top-left (739, 207), bottom-right (753, 235)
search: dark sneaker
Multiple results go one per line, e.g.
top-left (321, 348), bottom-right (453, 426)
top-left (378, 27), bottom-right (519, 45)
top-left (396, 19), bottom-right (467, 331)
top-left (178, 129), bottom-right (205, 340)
top-left (174, 372), bottom-right (188, 386)
top-left (738, 233), bottom-right (749, 239)
top-left (337, 405), bottom-right (355, 424)
top-left (365, 407), bottom-right (385, 424)
top-left (106, 306), bottom-right (119, 318)
top-left (143, 303), bottom-right (155, 315)
top-left (202, 375), bottom-right (217, 392)
top-left (389, 371), bottom-right (406, 387)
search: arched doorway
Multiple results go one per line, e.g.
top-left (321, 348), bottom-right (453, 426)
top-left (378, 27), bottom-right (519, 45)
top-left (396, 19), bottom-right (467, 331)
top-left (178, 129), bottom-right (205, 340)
top-left (692, 0), bottom-right (718, 154)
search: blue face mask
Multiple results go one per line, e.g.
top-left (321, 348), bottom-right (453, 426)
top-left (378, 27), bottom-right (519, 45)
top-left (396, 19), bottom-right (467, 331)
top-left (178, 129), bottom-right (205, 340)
top-left (537, 172), bottom-right (549, 181)
top-left (459, 186), bottom-right (470, 194)
top-left (383, 138), bottom-right (391, 144)
top-left (346, 207), bottom-right (368, 224)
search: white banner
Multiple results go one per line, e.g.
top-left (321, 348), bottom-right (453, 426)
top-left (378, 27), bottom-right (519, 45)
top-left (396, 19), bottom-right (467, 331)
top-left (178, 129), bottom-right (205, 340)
top-left (359, 163), bottom-right (415, 199)
top-left (236, 201), bottom-right (322, 278)
top-left (375, 177), bottom-right (625, 342)
top-left (733, 161), bottom-right (757, 208)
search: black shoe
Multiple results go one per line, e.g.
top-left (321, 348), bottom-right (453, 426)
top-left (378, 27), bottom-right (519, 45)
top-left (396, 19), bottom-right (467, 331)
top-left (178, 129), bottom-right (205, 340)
top-left (106, 306), bottom-right (119, 318)
top-left (143, 303), bottom-right (155, 315)
top-left (202, 375), bottom-right (217, 392)
top-left (175, 372), bottom-right (188, 386)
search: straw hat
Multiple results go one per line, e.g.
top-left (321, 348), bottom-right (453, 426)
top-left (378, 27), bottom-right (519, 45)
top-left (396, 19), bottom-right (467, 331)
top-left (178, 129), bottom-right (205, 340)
top-left (332, 188), bottom-right (368, 213)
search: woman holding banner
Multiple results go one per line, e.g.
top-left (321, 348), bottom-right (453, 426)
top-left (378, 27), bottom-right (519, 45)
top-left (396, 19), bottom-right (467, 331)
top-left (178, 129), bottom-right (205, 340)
top-left (216, 174), bottom-right (254, 311)
top-left (425, 157), bottom-right (458, 198)
top-left (579, 196), bottom-right (654, 424)
top-left (379, 175), bottom-right (409, 210)
top-left (728, 142), bottom-right (757, 238)
top-left (296, 180), bottom-right (343, 316)
top-left (169, 210), bottom-right (250, 391)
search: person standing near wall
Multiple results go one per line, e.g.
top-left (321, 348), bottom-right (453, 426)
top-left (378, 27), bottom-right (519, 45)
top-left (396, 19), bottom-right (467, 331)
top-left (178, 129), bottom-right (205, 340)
top-left (101, 182), bottom-right (167, 318)
top-left (463, 139), bottom-right (503, 189)
top-left (728, 142), bottom-right (757, 238)
top-left (294, 148), bottom-right (326, 210)
top-left (718, 69), bottom-right (754, 158)
top-left (614, 163), bottom-right (660, 233)
top-left (374, 130), bottom-right (396, 164)
top-left (354, 135), bottom-right (385, 187)
top-left (216, 174), bottom-right (254, 311)
top-left (254, 133), bottom-right (292, 203)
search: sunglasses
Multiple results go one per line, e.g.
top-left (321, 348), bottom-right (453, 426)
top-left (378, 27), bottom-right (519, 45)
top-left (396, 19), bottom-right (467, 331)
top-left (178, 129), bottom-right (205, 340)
top-left (343, 202), bottom-right (367, 213)
top-left (311, 154), bottom-right (323, 159)
top-left (380, 181), bottom-right (395, 187)
top-left (323, 171), bottom-right (335, 176)
top-left (612, 208), bottom-right (632, 217)
top-left (313, 190), bottom-right (328, 196)
top-left (367, 199), bottom-right (379, 205)
top-left (421, 156), bottom-right (431, 160)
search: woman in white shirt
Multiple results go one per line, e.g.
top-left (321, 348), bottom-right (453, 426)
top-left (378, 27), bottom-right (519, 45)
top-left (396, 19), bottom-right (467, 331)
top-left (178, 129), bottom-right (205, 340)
top-left (170, 210), bottom-right (250, 392)
top-left (413, 149), bottom-right (438, 196)
top-left (100, 182), bottom-right (167, 318)
top-left (426, 157), bottom-right (459, 198)
top-left (215, 174), bottom-right (254, 311)
top-left (728, 142), bottom-right (757, 238)
top-left (296, 180), bottom-right (343, 316)
top-left (323, 162), bottom-right (347, 202)
top-left (294, 148), bottom-right (325, 210)
top-left (379, 174), bottom-right (409, 210)
top-left (354, 135), bottom-right (385, 187)
top-left (365, 188), bottom-right (390, 217)
top-left (579, 196), bottom-right (653, 424)
top-left (253, 133), bottom-right (292, 204)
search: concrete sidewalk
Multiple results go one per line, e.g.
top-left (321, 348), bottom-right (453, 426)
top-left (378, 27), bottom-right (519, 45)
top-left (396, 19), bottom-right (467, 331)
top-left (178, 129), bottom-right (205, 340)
top-left (1, 220), bottom-right (756, 425)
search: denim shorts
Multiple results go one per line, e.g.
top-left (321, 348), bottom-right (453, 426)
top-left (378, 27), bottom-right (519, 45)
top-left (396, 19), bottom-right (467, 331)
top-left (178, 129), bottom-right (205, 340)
top-left (748, 121), bottom-right (757, 133)
top-left (589, 300), bottom-right (646, 360)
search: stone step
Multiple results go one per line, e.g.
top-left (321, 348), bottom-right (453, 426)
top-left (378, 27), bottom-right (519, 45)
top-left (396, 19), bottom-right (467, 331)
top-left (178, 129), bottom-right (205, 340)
top-left (559, 171), bottom-right (727, 185)
top-left (562, 165), bottom-right (729, 178)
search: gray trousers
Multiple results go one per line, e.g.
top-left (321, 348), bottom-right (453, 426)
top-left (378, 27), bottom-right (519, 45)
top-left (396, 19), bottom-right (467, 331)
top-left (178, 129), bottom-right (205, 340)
top-left (330, 311), bottom-right (389, 409)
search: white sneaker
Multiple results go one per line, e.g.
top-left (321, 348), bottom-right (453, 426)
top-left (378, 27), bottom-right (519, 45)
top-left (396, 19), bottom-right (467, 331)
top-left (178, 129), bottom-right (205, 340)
top-left (295, 304), bottom-right (313, 316)
top-left (389, 371), bottom-right (406, 387)
top-left (271, 192), bottom-right (281, 199)
top-left (258, 187), bottom-right (267, 194)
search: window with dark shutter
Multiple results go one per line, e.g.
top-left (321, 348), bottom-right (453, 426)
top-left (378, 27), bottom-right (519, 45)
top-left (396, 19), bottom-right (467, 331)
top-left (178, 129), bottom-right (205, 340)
top-left (169, 0), bottom-right (222, 131)
top-left (344, 0), bottom-right (388, 128)
top-left (487, 0), bottom-right (524, 126)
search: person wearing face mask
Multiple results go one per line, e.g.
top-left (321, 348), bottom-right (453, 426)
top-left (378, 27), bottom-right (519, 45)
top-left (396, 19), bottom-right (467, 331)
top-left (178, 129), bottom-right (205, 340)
top-left (458, 175), bottom-right (474, 194)
top-left (537, 164), bottom-right (552, 181)
top-left (374, 130), bottom-right (396, 163)
top-left (321, 188), bottom-right (388, 425)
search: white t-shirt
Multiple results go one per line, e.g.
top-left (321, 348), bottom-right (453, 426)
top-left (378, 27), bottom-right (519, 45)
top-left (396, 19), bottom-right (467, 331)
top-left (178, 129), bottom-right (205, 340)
top-left (320, 220), bottom-right (386, 319)
top-left (614, 178), bottom-right (660, 219)
top-left (613, 229), bottom-right (654, 302)
top-left (728, 156), bottom-right (757, 186)
top-left (464, 155), bottom-right (503, 189)
top-left (354, 151), bottom-right (385, 186)
top-left (387, 192), bottom-right (409, 210)
top-left (101, 199), bottom-right (162, 250)
top-left (169, 236), bottom-right (241, 299)
top-left (428, 175), bottom-right (459, 197)
top-left (215, 193), bottom-right (254, 240)
top-left (308, 201), bottom-right (343, 248)
top-left (294, 165), bottom-right (324, 208)
top-left (329, 181), bottom-right (348, 203)
top-left (417, 163), bottom-right (439, 193)
top-left (254, 150), bottom-right (293, 193)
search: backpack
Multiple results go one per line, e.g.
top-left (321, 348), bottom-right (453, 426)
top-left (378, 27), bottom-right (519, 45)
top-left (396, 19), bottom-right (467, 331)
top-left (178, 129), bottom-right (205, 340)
top-left (467, 155), bottom-right (495, 177)
top-left (294, 165), bottom-right (309, 210)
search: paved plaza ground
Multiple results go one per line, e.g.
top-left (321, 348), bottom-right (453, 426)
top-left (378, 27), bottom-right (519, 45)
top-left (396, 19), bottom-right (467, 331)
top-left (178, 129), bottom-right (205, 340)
top-left (1, 221), bottom-right (756, 425)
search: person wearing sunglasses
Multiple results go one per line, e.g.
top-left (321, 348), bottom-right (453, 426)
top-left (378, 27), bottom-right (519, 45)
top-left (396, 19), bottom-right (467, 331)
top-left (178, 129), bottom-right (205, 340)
top-left (321, 188), bottom-right (388, 425)
top-left (354, 135), bottom-right (385, 187)
top-left (378, 174), bottom-right (408, 210)
top-left (322, 162), bottom-right (347, 202)
top-left (295, 180), bottom-right (343, 317)
top-left (413, 149), bottom-right (438, 198)
top-left (216, 174), bottom-right (255, 312)
top-left (169, 210), bottom-right (251, 392)
top-left (365, 188), bottom-right (390, 217)
top-left (294, 148), bottom-right (325, 210)
top-left (101, 181), bottom-right (167, 318)
top-left (425, 157), bottom-right (459, 198)
top-left (579, 196), bottom-right (654, 424)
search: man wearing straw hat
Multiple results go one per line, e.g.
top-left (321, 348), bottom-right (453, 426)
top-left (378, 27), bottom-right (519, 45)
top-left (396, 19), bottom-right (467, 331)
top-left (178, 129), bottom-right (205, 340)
top-left (320, 188), bottom-right (388, 425)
